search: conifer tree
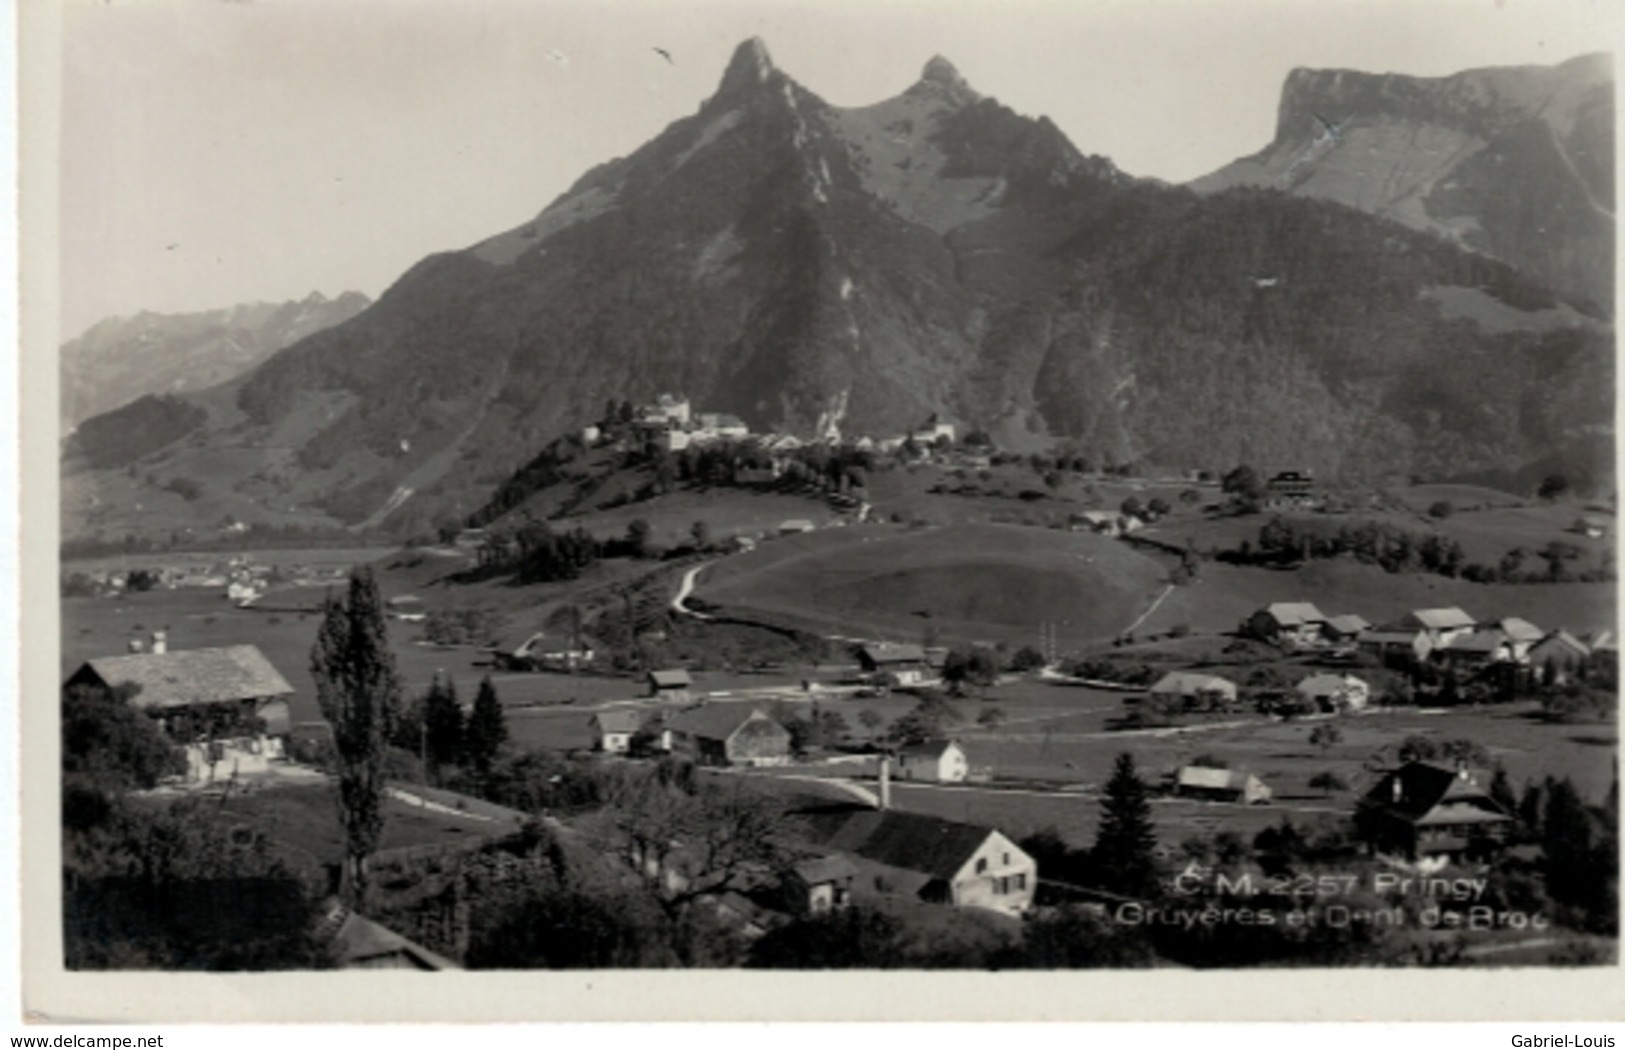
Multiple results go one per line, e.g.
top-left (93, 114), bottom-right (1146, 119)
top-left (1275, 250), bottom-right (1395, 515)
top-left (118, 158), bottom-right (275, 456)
top-left (310, 566), bottom-right (403, 908)
top-left (1092, 752), bottom-right (1160, 898)
top-left (465, 675), bottom-right (509, 777)
top-left (422, 672), bottom-right (464, 774)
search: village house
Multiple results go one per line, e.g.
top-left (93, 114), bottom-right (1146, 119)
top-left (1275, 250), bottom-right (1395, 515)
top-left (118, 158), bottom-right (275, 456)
top-left (1527, 629), bottom-right (1592, 682)
top-left (780, 855), bottom-right (858, 916)
top-left (386, 595), bottom-right (428, 623)
top-left (487, 631), bottom-right (595, 672)
top-left (1355, 762), bottom-right (1514, 863)
top-left (1174, 766), bottom-right (1272, 805)
top-left (1400, 607), bottom-right (1478, 649)
top-left (1322, 614), bottom-right (1370, 644)
top-left (323, 904), bottom-right (460, 971)
top-left (1358, 626), bottom-right (1434, 664)
top-left (1245, 602), bottom-right (1328, 647)
top-left (1436, 629), bottom-right (1515, 669)
top-left (1149, 671), bottom-right (1238, 709)
top-left (590, 709), bottom-right (645, 754)
top-left (1295, 672), bottom-right (1370, 712)
top-left (64, 644), bottom-right (295, 785)
top-left (857, 643), bottom-right (930, 688)
top-left (897, 739), bottom-right (969, 783)
top-left (660, 706), bottom-right (791, 767)
top-left (796, 804), bottom-right (1037, 916)
top-left (1482, 617), bottom-right (1545, 662)
top-left (647, 668), bottom-right (694, 703)
top-left (1262, 470), bottom-right (1317, 510)
top-left (639, 394), bottom-right (692, 427)
top-left (1069, 510), bottom-right (1124, 537)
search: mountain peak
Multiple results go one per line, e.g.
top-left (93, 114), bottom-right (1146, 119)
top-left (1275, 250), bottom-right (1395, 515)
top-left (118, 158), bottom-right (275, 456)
top-left (716, 37), bottom-right (776, 96)
top-left (909, 54), bottom-right (981, 106)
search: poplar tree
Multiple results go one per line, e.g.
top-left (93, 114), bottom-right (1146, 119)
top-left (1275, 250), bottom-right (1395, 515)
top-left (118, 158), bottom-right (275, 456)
top-left (310, 566), bottom-right (402, 908)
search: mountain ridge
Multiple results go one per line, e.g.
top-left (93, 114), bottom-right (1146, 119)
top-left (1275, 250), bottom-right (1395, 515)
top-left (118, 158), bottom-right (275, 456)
top-left (61, 43), bottom-right (1614, 541)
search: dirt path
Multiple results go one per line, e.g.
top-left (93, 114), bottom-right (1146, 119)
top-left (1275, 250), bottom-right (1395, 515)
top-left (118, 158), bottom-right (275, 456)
top-left (1122, 582), bottom-right (1175, 636)
top-left (671, 561), bottom-right (715, 620)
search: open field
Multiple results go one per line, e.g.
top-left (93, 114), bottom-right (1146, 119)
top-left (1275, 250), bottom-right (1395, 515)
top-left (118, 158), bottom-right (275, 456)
top-left (694, 521), bottom-right (1168, 646)
top-left (208, 780), bottom-right (526, 866)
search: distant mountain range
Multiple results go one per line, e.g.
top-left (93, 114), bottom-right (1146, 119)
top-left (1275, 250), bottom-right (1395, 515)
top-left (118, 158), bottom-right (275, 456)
top-left (1192, 52), bottom-right (1614, 312)
top-left (61, 42), bottom-right (1613, 541)
top-left (60, 291), bottom-right (371, 434)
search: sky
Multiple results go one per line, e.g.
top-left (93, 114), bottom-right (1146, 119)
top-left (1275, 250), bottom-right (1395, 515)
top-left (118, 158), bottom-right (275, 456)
top-left (46, 0), bottom-right (1619, 341)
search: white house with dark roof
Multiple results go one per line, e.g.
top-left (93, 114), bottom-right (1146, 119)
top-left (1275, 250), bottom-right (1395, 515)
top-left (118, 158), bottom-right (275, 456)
top-left (64, 644), bottom-right (295, 783)
top-left (797, 806), bottom-right (1036, 915)
top-left (897, 739), bottom-right (968, 783)
top-left (590, 709), bottom-right (645, 753)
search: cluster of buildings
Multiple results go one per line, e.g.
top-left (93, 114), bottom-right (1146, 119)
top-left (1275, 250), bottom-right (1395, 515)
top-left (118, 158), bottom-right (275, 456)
top-left (1248, 600), bottom-right (1614, 679)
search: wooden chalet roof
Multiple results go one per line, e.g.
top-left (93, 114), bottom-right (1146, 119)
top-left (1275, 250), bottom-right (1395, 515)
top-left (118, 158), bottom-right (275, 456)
top-left (860, 643), bottom-right (927, 665)
top-left (1150, 671), bottom-right (1237, 696)
top-left (1443, 630), bottom-right (1509, 655)
top-left (1359, 762), bottom-right (1511, 825)
top-left (1325, 614), bottom-right (1370, 634)
top-left (1263, 602), bottom-right (1327, 627)
top-left (1493, 617), bottom-right (1546, 643)
top-left (1176, 766), bottom-right (1255, 792)
top-left (666, 704), bottom-right (780, 744)
top-left (648, 668), bottom-right (693, 688)
top-left (332, 910), bottom-right (459, 970)
top-left (790, 855), bottom-right (860, 885)
top-left (1404, 607), bottom-right (1477, 631)
top-left (591, 710), bottom-right (644, 734)
top-left (802, 807), bottom-right (1003, 882)
top-left (1295, 673), bottom-right (1366, 697)
top-left (1532, 630), bottom-right (1591, 658)
top-left (70, 645), bottom-right (294, 710)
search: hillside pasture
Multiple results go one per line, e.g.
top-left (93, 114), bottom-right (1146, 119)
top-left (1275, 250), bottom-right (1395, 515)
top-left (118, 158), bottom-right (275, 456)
top-left (693, 522), bottom-right (1169, 646)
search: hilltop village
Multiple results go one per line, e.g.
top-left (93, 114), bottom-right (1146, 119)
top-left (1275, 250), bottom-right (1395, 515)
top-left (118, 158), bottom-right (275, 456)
top-left (60, 389), bottom-right (1619, 970)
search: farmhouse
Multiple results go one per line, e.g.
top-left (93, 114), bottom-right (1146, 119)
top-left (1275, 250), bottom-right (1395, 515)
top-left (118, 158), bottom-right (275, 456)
top-left (857, 643), bottom-right (930, 687)
top-left (1069, 510), bottom-right (1123, 537)
top-left (661, 706), bottom-right (791, 767)
top-left (1323, 614), bottom-right (1370, 643)
top-left (1295, 672), bottom-right (1370, 712)
top-left (1174, 766), bottom-right (1272, 804)
top-left (781, 855), bottom-right (858, 916)
top-left (1527, 630), bottom-right (1591, 682)
top-left (1149, 671), bottom-right (1238, 707)
top-left (1355, 762), bottom-right (1513, 862)
top-left (897, 739), bottom-right (969, 783)
top-left (326, 906), bottom-right (459, 971)
top-left (1400, 607), bottom-right (1478, 649)
top-left (488, 631), bottom-right (595, 672)
top-left (64, 645), bottom-right (295, 784)
top-left (590, 710), bottom-right (644, 753)
top-left (1484, 617), bottom-right (1545, 662)
top-left (1358, 627), bottom-right (1434, 663)
top-left (1245, 602), bottom-right (1328, 646)
top-left (1262, 470), bottom-right (1317, 509)
top-left (639, 394), bottom-right (692, 426)
top-left (1436, 629), bottom-right (1515, 668)
top-left (647, 668), bottom-right (694, 703)
top-left (798, 806), bottom-right (1036, 916)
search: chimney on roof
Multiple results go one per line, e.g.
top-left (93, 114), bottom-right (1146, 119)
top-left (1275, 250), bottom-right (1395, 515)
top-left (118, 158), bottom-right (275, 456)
top-left (151, 630), bottom-right (167, 655)
top-left (878, 755), bottom-right (892, 811)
